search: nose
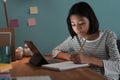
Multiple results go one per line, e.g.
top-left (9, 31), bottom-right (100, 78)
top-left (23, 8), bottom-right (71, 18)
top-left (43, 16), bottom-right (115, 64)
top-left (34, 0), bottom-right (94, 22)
top-left (76, 24), bottom-right (82, 30)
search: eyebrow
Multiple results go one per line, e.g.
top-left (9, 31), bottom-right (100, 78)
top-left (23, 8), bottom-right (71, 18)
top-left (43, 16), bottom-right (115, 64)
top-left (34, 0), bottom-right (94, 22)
top-left (71, 19), bottom-right (84, 23)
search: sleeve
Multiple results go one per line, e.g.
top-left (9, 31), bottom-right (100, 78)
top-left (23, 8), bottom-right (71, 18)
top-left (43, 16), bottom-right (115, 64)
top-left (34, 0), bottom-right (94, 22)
top-left (51, 36), bottom-right (74, 57)
top-left (103, 30), bottom-right (120, 79)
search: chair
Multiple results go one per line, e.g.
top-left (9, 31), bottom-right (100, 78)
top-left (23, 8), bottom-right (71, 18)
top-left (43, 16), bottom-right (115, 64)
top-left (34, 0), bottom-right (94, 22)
top-left (0, 28), bottom-right (15, 61)
top-left (117, 40), bottom-right (120, 53)
top-left (117, 40), bottom-right (120, 80)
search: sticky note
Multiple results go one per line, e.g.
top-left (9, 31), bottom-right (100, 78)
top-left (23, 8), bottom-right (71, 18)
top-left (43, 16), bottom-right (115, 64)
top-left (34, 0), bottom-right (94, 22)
top-left (9, 19), bottom-right (19, 28)
top-left (27, 18), bottom-right (36, 26)
top-left (30, 6), bottom-right (38, 14)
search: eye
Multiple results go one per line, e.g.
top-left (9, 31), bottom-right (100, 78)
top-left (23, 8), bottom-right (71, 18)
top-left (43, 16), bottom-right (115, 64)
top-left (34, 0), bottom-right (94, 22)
top-left (78, 21), bottom-right (84, 25)
top-left (71, 22), bottom-right (75, 26)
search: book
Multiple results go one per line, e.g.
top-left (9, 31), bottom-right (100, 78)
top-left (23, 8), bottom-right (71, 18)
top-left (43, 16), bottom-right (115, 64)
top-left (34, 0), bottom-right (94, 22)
top-left (0, 63), bottom-right (12, 72)
top-left (42, 61), bottom-right (89, 71)
top-left (0, 72), bottom-right (11, 80)
top-left (13, 76), bottom-right (51, 80)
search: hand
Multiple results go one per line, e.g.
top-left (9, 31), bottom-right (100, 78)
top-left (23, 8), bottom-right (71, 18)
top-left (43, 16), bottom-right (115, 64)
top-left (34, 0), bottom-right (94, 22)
top-left (70, 52), bottom-right (93, 64)
top-left (70, 52), bottom-right (104, 67)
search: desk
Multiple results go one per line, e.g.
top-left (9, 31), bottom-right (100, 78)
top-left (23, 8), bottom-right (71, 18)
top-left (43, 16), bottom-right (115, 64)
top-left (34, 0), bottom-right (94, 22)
top-left (10, 56), bottom-right (107, 80)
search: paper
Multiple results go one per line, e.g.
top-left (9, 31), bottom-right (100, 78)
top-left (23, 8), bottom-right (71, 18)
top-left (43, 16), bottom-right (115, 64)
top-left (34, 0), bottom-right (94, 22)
top-left (30, 6), bottom-right (38, 14)
top-left (9, 19), bottom-right (19, 28)
top-left (27, 18), bottom-right (36, 26)
top-left (42, 61), bottom-right (89, 71)
top-left (14, 76), bottom-right (51, 80)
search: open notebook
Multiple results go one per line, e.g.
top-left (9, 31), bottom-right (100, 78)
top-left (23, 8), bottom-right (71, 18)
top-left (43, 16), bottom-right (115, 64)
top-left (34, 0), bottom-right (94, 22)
top-left (24, 41), bottom-right (89, 71)
top-left (42, 61), bottom-right (89, 71)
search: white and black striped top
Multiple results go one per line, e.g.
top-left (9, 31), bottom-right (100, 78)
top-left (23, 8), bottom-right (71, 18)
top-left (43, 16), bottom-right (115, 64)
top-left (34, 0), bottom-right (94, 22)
top-left (52, 30), bottom-right (120, 80)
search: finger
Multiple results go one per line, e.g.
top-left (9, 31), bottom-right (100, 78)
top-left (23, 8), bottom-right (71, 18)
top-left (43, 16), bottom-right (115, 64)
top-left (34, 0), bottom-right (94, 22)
top-left (71, 53), bottom-right (81, 61)
top-left (71, 54), bottom-right (77, 59)
top-left (71, 56), bottom-right (81, 63)
top-left (72, 57), bottom-right (81, 64)
top-left (71, 52), bottom-right (80, 58)
top-left (71, 54), bottom-right (79, 60)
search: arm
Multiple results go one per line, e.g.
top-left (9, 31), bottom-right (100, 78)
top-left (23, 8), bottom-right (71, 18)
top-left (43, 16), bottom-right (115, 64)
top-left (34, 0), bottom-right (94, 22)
top-left (56, 52), bottom-right (71, 60)
top-left (70, 30), bottom-right (120, 80)
top-left (71, 30), bottom-right (120, 69)
top-left (52, 36), bottom-right (73, 60)
top-left (103, 30), bottom-right (120, 75)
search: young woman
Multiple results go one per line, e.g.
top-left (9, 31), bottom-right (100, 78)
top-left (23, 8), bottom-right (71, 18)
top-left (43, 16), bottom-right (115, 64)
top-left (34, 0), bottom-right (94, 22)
top-left (52, 2), bottom-right (120, 80)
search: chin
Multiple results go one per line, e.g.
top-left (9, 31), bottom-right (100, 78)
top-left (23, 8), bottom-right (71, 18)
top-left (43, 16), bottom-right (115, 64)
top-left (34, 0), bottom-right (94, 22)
top-left (76, 32), bottom-right (85, 37)
top-left (77, 34), bottom-right (84, 38)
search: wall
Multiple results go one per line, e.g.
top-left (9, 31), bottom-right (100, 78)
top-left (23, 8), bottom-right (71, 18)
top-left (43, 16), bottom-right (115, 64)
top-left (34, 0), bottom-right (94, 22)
top-left (0, 0), bottom-right (120, 55)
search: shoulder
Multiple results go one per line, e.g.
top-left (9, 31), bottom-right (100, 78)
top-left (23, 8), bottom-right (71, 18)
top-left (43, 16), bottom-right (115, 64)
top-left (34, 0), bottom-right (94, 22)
top-left (64, 36), bottom-right (74, 42)
top-left (100, 30), bottom-right (115, 34)
top-left (65, 36), bottom-right (78, 43)
top-left (66, 36), bottom-right (77, 40)
top-left (100, 30), bottom-right (117, 39)
top-left (66, 36), bottom-right (72, 40)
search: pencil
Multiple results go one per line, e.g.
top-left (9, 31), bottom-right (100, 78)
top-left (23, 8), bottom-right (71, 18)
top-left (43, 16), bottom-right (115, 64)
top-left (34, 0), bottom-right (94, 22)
top-left (79, 39), bottom-right (86, 52)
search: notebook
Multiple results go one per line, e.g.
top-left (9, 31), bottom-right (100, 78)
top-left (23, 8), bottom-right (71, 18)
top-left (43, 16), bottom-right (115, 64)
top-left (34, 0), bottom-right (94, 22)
top-left (24, 41), bottom-right (89, 71)
top-left (42, 61), bottom-right (89, 71)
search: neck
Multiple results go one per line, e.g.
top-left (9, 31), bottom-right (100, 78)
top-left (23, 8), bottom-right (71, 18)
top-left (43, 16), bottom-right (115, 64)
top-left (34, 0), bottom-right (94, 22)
top-left (83, 31), bottom-right (99, 41)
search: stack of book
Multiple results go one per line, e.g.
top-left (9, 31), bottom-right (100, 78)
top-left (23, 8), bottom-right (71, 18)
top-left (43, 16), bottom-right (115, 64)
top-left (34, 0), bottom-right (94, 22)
top-left (0, 63), bottom-right (12, 72)
top-left (0, 63), bottom-right (12, 80)
top-left (0, 46), bottom-right (12, 79)
top-left (0, 72), bottom-right (11, 80)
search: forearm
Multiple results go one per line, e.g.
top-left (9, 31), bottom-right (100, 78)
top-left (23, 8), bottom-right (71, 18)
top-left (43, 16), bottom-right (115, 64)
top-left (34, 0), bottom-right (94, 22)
top-left (90, 57), bottom-right (104, 67)
top-left (55, 52), bottom-right (71, 61)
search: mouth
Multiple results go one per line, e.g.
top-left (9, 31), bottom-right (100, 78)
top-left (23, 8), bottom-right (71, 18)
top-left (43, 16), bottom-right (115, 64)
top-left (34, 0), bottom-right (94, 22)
top-left (77, 31), bottom-right (84, 34)
top-left (77, 31), bottom-right (85, 36)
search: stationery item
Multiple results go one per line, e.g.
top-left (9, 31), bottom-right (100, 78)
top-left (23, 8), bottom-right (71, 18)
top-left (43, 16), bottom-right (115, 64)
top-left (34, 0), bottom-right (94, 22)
top-left (10, 19), bottom-right (19, 28)
top-left (76, 36), bottom-right (86, 52)
top-left (27, 18), bottom-right (36, 26)
top-left (42, 61), bottom-right (89, 71)
top-left (79, 39), bottom-right (86, 52)
top-left (0, 72), bottom-right (11, 80)
top-left (30, 6), bottom-right (38, 14)
top-left (13, 76), bottom-right (51, 80)
top-left (0, 63), bottom-right (12, 72)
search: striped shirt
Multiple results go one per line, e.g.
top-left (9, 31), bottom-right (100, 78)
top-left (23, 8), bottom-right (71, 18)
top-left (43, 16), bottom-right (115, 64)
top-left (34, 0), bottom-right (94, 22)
top-left (52, 30), bottom-right (120, 80)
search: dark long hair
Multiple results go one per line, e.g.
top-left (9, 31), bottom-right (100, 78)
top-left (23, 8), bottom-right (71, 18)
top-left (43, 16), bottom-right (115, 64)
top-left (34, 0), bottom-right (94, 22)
top-left (67, 2), bottom-right (99, 38)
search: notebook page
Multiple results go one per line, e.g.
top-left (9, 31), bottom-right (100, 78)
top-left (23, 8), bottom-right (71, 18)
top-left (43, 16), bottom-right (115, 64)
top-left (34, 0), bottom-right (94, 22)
top-left (42, 61), bottom-right (89, 71)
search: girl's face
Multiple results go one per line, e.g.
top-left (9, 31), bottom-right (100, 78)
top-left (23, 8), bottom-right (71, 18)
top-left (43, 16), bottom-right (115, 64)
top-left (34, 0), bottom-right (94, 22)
top-left (70, 15), bottom-right (89, 38)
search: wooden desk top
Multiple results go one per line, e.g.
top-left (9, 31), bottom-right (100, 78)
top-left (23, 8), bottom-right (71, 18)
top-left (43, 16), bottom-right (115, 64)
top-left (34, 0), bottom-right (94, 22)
top-left (10, 56), bottom-right (107, 80)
